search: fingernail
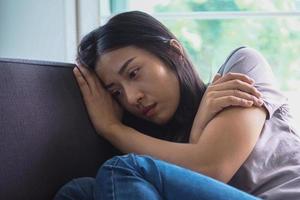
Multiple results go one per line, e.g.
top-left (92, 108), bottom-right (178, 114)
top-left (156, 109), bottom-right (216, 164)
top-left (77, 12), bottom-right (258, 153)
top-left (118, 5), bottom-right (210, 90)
top-left (258, 92), bottom-right (263, 97)
top-left (258, 99), bottom-right (264, 105)
top-left (73, 67), bottom-right (79, 73)
top-left (248, 101), bottom-right (254, 106)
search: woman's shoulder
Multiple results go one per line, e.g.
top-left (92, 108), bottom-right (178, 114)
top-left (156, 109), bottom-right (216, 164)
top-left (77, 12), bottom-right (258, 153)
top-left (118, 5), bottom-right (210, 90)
top-left (218, 46), bottom-right (287, 119)
top-left (217, 46), bottom-right (273, 77)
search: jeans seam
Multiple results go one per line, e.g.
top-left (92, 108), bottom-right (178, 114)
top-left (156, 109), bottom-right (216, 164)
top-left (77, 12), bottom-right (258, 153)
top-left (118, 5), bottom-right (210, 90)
top-left (104, 164), bottom-right (138, 172)
top-left (111, 157), bottom-right (121, 200)
top-left (105, 154), bottom-right (165, 200)
top-left (111, 165), bottom-right (115, 200)
top-left (131, 154), bottom-right (165, 199)
top-left (157, 165), bottom-right (165, 199)
top-left (70, 179), bottom-right (88, 197)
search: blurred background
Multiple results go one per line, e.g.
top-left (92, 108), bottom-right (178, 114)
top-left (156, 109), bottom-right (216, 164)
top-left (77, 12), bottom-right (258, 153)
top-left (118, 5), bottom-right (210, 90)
top-left (1, 0), bottom-right (300, 128)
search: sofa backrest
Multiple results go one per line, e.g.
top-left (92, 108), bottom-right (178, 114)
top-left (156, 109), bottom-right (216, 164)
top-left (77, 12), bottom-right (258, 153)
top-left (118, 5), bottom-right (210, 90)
top-left (0, 58), bottom-right (120, 200)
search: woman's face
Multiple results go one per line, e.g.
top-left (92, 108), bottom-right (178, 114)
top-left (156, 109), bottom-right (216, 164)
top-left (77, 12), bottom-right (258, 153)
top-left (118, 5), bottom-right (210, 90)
top-left (95, 46), bottom-right (180, 125)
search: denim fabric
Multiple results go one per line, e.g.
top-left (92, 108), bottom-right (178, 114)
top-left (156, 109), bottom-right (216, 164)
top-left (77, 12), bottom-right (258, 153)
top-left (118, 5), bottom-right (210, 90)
top-left (54, 153), bottom-right (261, 200)
top-left (54, 177), bottom-right (95, 200)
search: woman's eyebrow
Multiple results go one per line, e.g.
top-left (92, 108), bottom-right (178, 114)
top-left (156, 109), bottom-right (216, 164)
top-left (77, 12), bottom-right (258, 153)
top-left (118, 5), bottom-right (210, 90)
top-left (104, 56), bottom-right (136, 90)
top-left (118, 57), bottom-right (136, 75)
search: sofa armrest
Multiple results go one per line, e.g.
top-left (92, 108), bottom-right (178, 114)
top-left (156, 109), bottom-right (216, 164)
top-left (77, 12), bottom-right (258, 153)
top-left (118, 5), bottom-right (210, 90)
top-left (0, 58), bottom-right (121, 200)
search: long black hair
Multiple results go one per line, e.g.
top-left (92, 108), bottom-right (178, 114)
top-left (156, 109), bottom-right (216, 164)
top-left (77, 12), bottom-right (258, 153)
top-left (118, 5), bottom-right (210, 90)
top-left (77, 11), bottom-right (207, 143)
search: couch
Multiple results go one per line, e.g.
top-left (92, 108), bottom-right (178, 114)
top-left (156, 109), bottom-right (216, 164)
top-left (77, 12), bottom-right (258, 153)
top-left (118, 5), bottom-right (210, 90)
top-left (0, 58), bottom-right (122, 200)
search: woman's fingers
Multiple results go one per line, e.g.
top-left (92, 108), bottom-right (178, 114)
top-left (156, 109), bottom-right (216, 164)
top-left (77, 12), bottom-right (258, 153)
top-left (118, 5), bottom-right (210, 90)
top-left (209, 79), bottom-right (262, 98)
top-left (209, 90), bottom-right (263, 107)
top-left (213, 96), bottom-right (254, 108)
top-left (211, 72), bottom-right (261, 99)
top-left (76, 64), bottom-right (100, 92)
top-left (212, 73), bottom-right (222, 83)
top-left (73, 67), bottom-right (92, 96)
top-left (213, 72), bottom-right (254, 85)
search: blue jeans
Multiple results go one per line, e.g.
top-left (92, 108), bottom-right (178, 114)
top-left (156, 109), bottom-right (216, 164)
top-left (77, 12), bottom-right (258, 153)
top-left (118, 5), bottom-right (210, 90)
top-left (54, 153), bottom-right (260, 200)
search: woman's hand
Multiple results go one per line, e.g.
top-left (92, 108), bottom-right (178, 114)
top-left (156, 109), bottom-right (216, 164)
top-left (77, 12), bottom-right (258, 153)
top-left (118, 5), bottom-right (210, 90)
top-left (189, 73), bottom-right (263, 144)
top-left (73, 63), bottom-right (123, 137)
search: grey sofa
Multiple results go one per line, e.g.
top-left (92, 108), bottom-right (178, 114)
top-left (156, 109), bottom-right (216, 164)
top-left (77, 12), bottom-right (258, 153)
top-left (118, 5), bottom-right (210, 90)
top-left (0, 58), bottom-right (121, 200)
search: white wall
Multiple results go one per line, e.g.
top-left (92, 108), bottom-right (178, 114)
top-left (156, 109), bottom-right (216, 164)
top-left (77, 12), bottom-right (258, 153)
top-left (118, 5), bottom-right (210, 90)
top-left (0, 0), bottom-right (101, 63)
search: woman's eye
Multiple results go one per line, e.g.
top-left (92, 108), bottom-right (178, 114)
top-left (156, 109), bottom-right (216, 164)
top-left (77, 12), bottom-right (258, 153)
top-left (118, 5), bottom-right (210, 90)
top-left (112, 90), bottom-right (121, 98)
top-left (129, 68), bottom-right (139, 79)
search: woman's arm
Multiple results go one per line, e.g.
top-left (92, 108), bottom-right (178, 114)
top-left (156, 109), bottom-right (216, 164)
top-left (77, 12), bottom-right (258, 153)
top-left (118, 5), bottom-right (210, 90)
top-left (106, 106), bottom-right (266, 183)
top-left (74, 64), bottom-right (266, 183)
top-left (189, 73), bottom-right (263, 144)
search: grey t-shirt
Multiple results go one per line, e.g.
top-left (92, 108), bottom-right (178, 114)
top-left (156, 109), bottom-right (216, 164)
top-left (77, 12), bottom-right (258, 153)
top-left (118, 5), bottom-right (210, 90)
top-left (217, 47), bottom-right (300, 199)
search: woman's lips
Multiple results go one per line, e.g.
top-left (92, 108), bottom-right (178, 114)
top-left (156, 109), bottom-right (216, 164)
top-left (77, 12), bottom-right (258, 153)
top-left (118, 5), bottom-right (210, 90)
top-left (142, 103), bottom-right (157, 117)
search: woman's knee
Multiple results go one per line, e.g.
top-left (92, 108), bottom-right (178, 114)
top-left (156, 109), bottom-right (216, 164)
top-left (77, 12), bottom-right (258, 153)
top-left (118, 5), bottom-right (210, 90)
top-left (99, 153), bottom-right (153, 171)
top-left (54, 177), bottom-right (95, 200)
top-left (97, 153), bottom-right (161, 182)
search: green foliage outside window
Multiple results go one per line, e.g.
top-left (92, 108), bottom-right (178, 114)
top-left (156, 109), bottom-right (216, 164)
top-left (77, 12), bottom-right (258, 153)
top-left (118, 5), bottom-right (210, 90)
top-left (110, 0), bottom-right (300, 91)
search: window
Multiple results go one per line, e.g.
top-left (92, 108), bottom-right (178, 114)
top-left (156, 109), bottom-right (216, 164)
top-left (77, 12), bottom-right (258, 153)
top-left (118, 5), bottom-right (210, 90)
top-left (100, 0), bottom-right (300, 128)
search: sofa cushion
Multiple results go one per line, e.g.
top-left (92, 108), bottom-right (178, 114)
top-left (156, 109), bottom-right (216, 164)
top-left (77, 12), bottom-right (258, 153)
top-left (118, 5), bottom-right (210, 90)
top-left (0, 58), bottom-right (120, 200)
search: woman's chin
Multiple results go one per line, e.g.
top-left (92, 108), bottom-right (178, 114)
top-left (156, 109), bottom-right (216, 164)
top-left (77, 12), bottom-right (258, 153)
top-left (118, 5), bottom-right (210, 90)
top-left (149, 115), bottom-right (172, 126)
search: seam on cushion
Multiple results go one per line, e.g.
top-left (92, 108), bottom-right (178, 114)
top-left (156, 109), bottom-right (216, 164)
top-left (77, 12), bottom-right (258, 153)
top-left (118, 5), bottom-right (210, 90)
top-left (0, 57), bottom-right (75, 68)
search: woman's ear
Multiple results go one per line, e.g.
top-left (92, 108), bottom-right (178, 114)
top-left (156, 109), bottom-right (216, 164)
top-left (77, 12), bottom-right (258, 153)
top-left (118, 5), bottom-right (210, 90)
top-left (169, 39), bottom-right (184, 56)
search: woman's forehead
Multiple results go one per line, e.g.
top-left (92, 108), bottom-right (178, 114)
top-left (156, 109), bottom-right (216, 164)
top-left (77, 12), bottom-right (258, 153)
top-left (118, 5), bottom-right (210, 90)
top-left (95, 46), bottom-right (140, 79)
top-left (96, 46), bottom-right (150, 74)
top-left (98, 46), bottom-right (137, 66)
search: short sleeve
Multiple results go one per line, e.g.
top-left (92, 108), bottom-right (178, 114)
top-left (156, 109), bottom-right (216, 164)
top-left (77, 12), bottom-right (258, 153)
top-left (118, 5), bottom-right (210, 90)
top-left (217, 47), bottom-right (287, 119)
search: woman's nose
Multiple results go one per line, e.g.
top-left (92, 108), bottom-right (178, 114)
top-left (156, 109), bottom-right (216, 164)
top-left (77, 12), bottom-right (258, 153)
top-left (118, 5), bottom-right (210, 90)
top-left (124, 86), bottom-right (144, 106)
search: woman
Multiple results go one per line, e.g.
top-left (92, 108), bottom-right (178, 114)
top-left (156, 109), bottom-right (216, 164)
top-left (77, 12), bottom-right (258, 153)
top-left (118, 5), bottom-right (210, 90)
top-left (55, 11), bottom-right (300, 200)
